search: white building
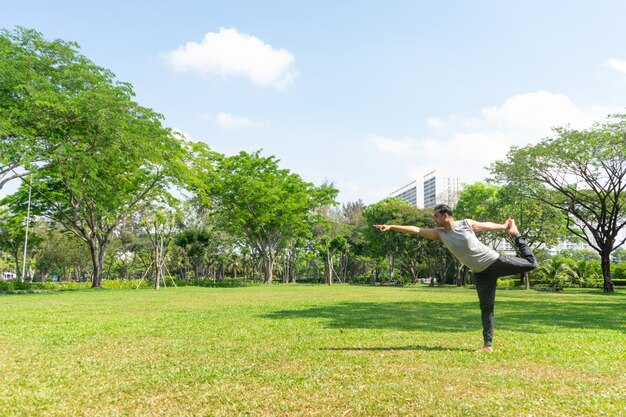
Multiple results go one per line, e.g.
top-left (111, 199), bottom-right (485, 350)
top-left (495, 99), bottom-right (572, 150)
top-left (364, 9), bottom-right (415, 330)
top-left (423, 170), bottom-right (462, 209)
top-left (390, 171), bottom-right (463, 209)
top-left (2, 271), bottom-right (17, 280)
top-left (389, 180), bottom-right (422, 208)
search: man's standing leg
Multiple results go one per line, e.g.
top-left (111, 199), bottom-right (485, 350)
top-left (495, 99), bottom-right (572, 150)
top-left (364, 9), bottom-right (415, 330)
top-left (471, 219), bottom-right (538, 353)
top-left (473, 272), bottom-right (498, 352)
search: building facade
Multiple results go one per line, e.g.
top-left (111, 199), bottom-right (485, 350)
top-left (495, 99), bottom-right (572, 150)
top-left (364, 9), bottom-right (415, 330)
top-left (389, 171), bottom-right (462, 209)
top-left (389, 180), bottom-right (422, 208)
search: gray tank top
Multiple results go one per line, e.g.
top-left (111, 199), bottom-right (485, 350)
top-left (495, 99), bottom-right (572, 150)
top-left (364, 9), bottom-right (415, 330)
top-left (437, 219), bottom-right (499, 272)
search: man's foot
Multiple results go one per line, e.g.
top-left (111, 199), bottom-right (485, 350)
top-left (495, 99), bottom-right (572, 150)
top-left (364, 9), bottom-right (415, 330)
top-left (507, 218), bottom-right (520, 236)
top-left (475, 346), bottom-right (493, 353)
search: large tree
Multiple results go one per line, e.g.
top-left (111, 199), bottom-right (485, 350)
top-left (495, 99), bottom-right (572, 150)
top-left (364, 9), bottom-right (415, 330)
top-left (0, 27), bottom-right (116, 190)
top-left (491, 115), bottom-right (626, 292)
top-left (456, 182), bottom-right (565, 288)
top-left (206, 151), bottom-right (337, 283)
top-left (363, 198), bottom-right (433, 282)
top-left (1, 28), bottom-right (188, 288)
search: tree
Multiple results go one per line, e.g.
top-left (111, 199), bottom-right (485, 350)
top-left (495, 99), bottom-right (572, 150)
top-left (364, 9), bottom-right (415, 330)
top-left (315, 235), bottom-right (348, 285)
top-left (32, 224), bottom-right (91, 281)
top-left (363, 198), bottom-right (433, 283)
top-left (207, 151), bottom-right (337, 283)
top-left (0, 206), bottom-right (41, 280)
top-left (491, 115), bottom-right (626, 292)
top-left (139, 202), bottom-right (179, 289)
top-left (0, 27), bottom-right (119, 190)
top-left (174, 229), bottom-right (212, 280)
top-left (456, 182), bottom-right (565, 288)
top-left (338, 200), bottom-right (369, 282)
top-left (1, 28), bottom-right (188, 288)
top-left (534, 256), bottom-right (576, 288)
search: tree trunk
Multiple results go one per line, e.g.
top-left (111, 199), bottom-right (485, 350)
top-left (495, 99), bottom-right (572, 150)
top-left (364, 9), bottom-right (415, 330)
top-left (305, 260), bottom-right (311, 281)
top-left (289, 255), bottom-right (297, 283)
top-left (283, 258), bottom-right (289, 283)
top-left (601, 251), bottom-right (614, 293)
top-left (13, 249), bottom-right (20, 282)
top-left (263, 252), bottom-right (274, 283)
top-left (326, 250), bottom-right (333, 286)
top-left (217, 264), bottom-right (224, 281)
top-left (154, 244), bottom-right (163, 289)
top-left (88, 238), bottom-right (106, 288)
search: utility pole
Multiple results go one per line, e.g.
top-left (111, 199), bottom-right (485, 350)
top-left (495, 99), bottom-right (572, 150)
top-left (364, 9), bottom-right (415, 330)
top-left (21, 175), bottom-right (32, 282)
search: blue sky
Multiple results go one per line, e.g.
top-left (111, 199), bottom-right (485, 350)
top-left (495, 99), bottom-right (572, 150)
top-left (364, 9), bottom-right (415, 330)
top-left (3, 0), bottom-right (626, 203)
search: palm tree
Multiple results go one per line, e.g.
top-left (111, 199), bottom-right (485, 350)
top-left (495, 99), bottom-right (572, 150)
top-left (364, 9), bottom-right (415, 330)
top-left (535, 258), bottom-right (576, 288)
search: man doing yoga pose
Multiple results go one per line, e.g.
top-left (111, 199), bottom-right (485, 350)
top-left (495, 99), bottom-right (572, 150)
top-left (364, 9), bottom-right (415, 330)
top-left (374, 204), bottom-right (537, 352)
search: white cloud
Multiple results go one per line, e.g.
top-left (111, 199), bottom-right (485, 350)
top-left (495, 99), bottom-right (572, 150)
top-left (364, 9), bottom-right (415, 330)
top-left (367, 91), bottom-right (621, 193)
top-left (426, 117), bottom-right (446, 129)
top-left (165, 27), bottom-right (297, 89)
top-left (334, 181), bottom-right (362, 202)
top-left (606, 58), bottom-right (626, 75)
top-left (215, 112), bottom-right (255, 130)
top-left (479, 91), bottom-right (611, 136)
top-left (368, 134), bottom-right (417, 154)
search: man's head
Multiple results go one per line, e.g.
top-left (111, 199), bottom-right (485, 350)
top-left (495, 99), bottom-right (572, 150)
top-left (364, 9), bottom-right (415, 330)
top-left (433, 204), bottom-right (453, 226)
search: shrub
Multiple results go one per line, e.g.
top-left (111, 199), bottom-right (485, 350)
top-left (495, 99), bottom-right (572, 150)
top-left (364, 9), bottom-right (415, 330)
top-left (39, 281), bottom-right (89, 290)
top-left (497, 279), bottom-right (519, 288)
top-left (175, 279), bottom-right (254, 288)
top-left (102, 279), bottom-right (151, 289)
top-left (612, 263), bottom-right (626, 279)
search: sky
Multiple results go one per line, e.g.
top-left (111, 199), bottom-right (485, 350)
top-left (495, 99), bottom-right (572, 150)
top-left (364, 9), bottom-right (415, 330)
top-left (2, 0), bottom-right (626, 204)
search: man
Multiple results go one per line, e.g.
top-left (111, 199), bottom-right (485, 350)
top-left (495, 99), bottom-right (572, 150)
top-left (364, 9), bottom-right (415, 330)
top-left (374, 204), bottom-right (537, 353)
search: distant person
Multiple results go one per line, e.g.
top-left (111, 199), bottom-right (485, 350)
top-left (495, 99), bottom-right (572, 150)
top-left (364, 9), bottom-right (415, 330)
top-left (374, 204), bottom-right (537, 353)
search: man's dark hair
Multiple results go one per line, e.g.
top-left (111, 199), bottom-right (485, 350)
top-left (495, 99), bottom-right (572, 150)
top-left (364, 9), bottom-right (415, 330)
top-left (434, 204), bottom-right (453, 217)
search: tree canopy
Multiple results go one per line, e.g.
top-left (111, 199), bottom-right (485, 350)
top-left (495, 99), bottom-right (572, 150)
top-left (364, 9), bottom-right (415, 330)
top-left (491, 114), bottom-right (626, 292)
top-left (206, 151), bottom-right (338, 283)
top-left (1, 26), bottom-right (188, 287)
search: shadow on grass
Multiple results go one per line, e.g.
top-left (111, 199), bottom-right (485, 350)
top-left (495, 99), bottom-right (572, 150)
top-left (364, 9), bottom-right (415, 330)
top-left (263, 297), bottom-right (625, 335)
top-left (321, 345), bottom-right (467, 352)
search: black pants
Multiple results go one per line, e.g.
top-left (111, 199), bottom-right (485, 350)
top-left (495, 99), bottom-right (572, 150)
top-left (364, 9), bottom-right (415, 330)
top-left (473, 235), bottom-right (537, 346)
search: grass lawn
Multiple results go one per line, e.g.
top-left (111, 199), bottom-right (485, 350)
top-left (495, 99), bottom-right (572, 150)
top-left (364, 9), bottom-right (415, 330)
top-left (0, 284), bottom-right (624, 417)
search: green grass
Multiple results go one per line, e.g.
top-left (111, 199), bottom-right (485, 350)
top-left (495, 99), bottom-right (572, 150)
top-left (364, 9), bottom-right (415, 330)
top-left (0, 285), bottom-right (624, 417)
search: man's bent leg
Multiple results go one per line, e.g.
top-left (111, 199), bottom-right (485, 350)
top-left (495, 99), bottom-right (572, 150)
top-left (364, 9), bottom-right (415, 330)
top-left (487, 235), bottom-right (538, 277)
top-left (513, 234), bottom-right (537, 268)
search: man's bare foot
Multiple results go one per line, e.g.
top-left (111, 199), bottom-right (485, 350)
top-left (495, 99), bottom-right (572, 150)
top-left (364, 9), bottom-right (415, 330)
top-left (507, 218), bottom-right (519, 236)
top-left (475, 346), bottom-right (493, 353)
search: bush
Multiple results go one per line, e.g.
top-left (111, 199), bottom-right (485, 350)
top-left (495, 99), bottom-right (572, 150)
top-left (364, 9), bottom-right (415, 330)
top-left (583, 280), bottom-right (603, 288)
top-left (612, 263), bottom-right (626, 279)
top-left (533, 284), bottom-right (563, 292)
top-left (0, 280), bottom-right (33, 292)
top-left (102, 279), bottom-right (151, 289)
top-left (497, 279), bottom-right (519, 289)
top-left (39, 281), bottom-right (89, 290)
top-left (175, 278), bottom-right (254, 288)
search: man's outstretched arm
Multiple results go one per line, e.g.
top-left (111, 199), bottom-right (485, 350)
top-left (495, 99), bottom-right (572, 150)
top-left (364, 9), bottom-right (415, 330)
top-left (373, 224), bottom-right (440, 240)
top-left (466, 218), bottom-right (509, 232)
